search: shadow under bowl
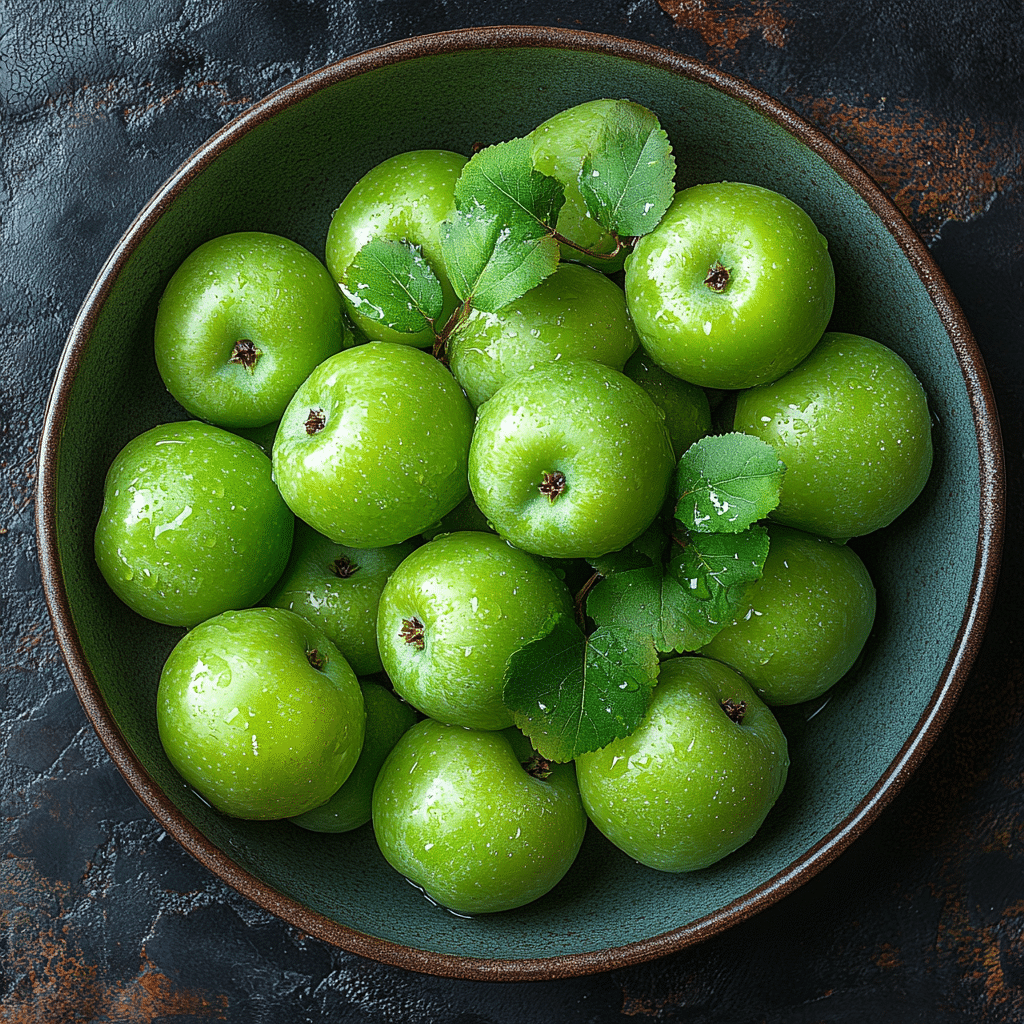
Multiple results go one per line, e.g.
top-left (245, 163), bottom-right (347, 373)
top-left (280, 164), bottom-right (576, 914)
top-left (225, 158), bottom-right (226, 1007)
top-left (36, 26), bottom-right (1004, 981)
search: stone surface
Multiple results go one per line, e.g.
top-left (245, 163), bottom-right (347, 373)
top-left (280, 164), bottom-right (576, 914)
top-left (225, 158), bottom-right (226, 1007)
top-left (3, 0), bottom-right (1023, 1020)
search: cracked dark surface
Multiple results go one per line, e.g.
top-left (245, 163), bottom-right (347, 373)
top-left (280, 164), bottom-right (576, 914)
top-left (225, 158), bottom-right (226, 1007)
top-left (3, 1), bottom-right (1024, 1020)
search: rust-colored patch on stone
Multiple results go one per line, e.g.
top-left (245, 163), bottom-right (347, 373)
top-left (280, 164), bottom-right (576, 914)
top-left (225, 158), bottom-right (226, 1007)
top-left (872, 941), bottom-right (902, 970)
top-left (658, 1), bottom-right (791, 57)
top-left (795, 94), bottom-right (1023, 243)
top-left (0, 855), bottom-right (228, 1022)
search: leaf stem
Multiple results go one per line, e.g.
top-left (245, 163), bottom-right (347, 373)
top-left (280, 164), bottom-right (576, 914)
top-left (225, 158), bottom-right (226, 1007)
top-left (550, 229), bottom-right (637, 262)
top-left (573, 570), bottom-right (604, 631)
top-left (431, 298), bottom-right (472, 363)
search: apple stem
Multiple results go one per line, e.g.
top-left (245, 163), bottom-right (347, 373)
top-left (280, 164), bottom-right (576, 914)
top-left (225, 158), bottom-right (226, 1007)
top-left (304, 408), bottom-right (326, 435)
top-left (704, 262), bottom-right (731, 292)
top-left (522, 753), bottom-right (553, 779)
top-left (721, 698), bottom-right (747, 724)
top-left (229, 338), bottom-right (261, 372)
top-left (400, 617), bottom-right (426, 650)
top-left (538, 470), bottom-right (566, 503)
top-left (330, 555), bottom-right (359, 578)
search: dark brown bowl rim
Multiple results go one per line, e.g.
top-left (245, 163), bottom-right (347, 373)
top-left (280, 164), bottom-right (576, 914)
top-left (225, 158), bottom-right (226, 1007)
top-left (36, 24), bottom-right (1005, 982)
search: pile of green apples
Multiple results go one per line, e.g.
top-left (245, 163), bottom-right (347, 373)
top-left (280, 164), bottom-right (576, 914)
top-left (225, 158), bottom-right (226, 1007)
top-left (94, 99), bottom-right (933, 916)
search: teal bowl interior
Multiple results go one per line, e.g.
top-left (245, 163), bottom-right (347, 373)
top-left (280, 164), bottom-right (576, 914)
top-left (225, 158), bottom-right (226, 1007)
top-left (37, 27), bottom-right (1003, 980)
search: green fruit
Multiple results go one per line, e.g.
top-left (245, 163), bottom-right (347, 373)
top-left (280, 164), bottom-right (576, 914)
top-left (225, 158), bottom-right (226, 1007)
top-left (701, 525), bottom-right (876, 705)
top-left (623, 350), bottom-right (712, 458)
top-left (576, 656), bottom-right (788, 872)
top-left (154, 232), bottom-right (347, 429)
top-left (94, 420), bottom-right (294, 628)
top-left (732, 332), bottom-right (934, 539)
top-left (448, 262), bottom-right (638, 407)
top-left (263, 521), bottom-right (418, 676)
top-left (376, 531), bottom-right (573, 731)
top-left (468, 360), bottom-right (675, 559)
top-left (272, 343), bottom-right (474, 548)
top-left (625, 181), bottom-right (835, 389)
top-left (290, 681), bottom-right (417, 833)
top-left (372, 721), bottom-right (587, 914)
top-left (325, 150), bottom-right (467, 347)
top-left (157, 607), bottom-right (365, 820)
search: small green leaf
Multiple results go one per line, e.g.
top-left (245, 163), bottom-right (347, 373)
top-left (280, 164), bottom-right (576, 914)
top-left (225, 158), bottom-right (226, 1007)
top-left (502, 617), bottom-right (658, 762)
top-left (440, 138), bottom-right (565, 312)
top-left (674, 433), bottom-right (786, 534)
top-left (578, 100), bottom-right (676, 238)
top-left (342, 237), bottom-right (445, 333)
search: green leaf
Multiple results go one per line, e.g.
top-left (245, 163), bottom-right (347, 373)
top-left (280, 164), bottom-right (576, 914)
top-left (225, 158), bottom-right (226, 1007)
top-left (440, 138), bottom-right (565, 312)
top-left (578, 100), bottom-right (676, 238)
top-left (342, 237), bottom-right (445, 334)
top-left (586, 520), bottom-right (668, 576)
top-left (674, 433), bottom-right (786, 534)
top-left (502, 617), bottom-right (659, 762)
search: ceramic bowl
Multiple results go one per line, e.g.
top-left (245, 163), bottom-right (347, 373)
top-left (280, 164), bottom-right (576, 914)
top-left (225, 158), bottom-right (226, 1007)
top-left (36, 26), bottom-right (1004, 980)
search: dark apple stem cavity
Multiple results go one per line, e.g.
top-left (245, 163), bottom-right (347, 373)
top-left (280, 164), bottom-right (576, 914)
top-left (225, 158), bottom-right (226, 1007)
top-left (721, 698), bottom-right (747, 724)
top-left (330, 555), bottom-right (359, 579)
top-left (229, 338), bottom-right (260, 371)
top-left (400, 616), bottom-right (425, 651)
top-left (539, 470), bottom-right (566, 503)
top-left (704, 262), bottom-right (731, 292)
top-left (522, 753), bottom-right (553, 780)
top-left (304, 408), bottom-right (326, 435)
top-left (306, 648), bottom-right (327, 671)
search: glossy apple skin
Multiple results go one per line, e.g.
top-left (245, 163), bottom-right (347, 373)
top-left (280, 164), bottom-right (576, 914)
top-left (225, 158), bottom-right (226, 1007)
top-left (576, 656), bottom-right (789, 872)
top-left (372, 721), bottom-right (587, 914)
top-left (528, 98), bottom-right (628, 272)
top-left (290, 680), bottom-right (417, 833)
top-left (272, 343), bottom-right (474, 548)
top-left (263, 521), bottom-right (417, 676)
top-left (701, 525), bottom-right (876, 705)
top-left (447, 262), bottom-right (639, 407)
top-left (623, 350), bottom-right (712, 459)
top-left (732, 332), bottom-right (934, 539)
top-left (94, 420), bottom-right (294, 628)
top-left (325, 150), bottom-right (467, 348)
top-left (376, 531), bottom-right (574, 730)
top-left (154, 232), bottom-right (348, 429)
top-left (157, 607), bottom-right (365, 820)
top-left (625, 181), bottom-right (835, 390)
top-left (468, 360), bottom-right (675, 559)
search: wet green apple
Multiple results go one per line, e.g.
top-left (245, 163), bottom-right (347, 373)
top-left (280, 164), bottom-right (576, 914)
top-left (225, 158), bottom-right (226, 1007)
top-left (701, 524), bottom-right (876, 705)
top-left (154, 232), bottom-right (348, 429)
top-left (576, 656), bottom-right (789, 872)
top-left (272, 343), bottom-right (474, 548)
top-left (263, 521), bottom-right (418, 676)
top-left (625, 181), bottom-right (835, 389)
top-left (94, 420), bottom-right (294, 628)
top-left (448, 261), bottom-right (638, 408)
top-left (376, 531), bottom-right (573, 730)
top-left (468, 360), bottom-right (675, 559)
top-left (290, 680), bottom-right (417, 833)
top-left (732, 332), bottom-right (933, 539)
top-left (325, 150), bottom-right (467, 347)
top-left (157, 607), bottom-right (365, 820)
top-left (372, 721), bottom-right (587, 914)
top-left (623, 350), bottom-right (712, 458)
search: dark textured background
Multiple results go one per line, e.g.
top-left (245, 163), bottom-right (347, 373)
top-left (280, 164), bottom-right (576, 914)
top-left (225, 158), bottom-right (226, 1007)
top-left (3, 1), bottom-right (1023, 1021)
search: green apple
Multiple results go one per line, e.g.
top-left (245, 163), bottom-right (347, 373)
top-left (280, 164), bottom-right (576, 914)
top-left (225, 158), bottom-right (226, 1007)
top-left (154, 232), bottom-right (348, 429)
top-left (625, 181), bottom-right (835, 389)
top-left (372, 720), bottom-right (587, 914)
top-left (272, 342), bottom-right (474, 548)
top-left (576, 655), bottom-right (788, 872)
top-left (94, 420), bottom-right (294, 628)
top-left (262, 521), bottom-right (418, 676)
top-left (528, 99), bottom-right (630, 272)
top-left (701, 524), bottom-right (876, 705)
top-left (156, 607), bottom-right (365, 820)
top-left (290, 680), bottom-right (417, 833)
top-left (732, 331), bottom-right (934, 539)
top-left (447, 261), bottom-right (639, 407)
top-left (376, 531), bottom-right (574, 730)
top-left (623, 350), bottom-right (712, 458)
top-left (468, 360), bottom-right (675, 559)
top-left (325, 150), bottom-right (467, 347)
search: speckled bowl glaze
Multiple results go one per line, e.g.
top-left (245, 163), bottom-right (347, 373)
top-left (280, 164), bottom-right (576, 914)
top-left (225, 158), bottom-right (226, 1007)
top-left (37, 26), bottom-right (1004, 980)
